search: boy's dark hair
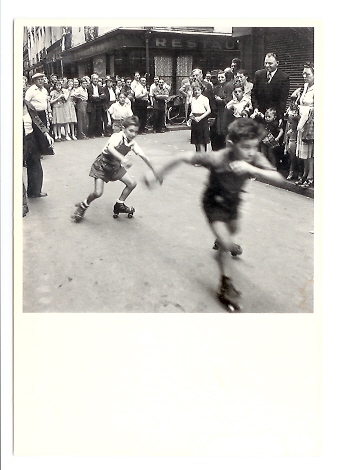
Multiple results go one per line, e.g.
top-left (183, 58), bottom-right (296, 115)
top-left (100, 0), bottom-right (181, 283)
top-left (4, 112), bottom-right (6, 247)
top-left (227, 118), bottom-right (264, 143)
top-left (122, 115), bottom-right (140, 128)
top-left (233, 82), bottom-right (244, 91)
top-left (265, 107), bottom-right (278, 118)
top-left (236, 69), bottom-right (249, 78)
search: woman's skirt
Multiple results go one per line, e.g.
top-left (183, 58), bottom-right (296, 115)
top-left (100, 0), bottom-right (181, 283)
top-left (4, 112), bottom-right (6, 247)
top-left (64, 100), bottom-right (77, 123)
top-left (296, 131), bottom-right (314, 159)
top-left (52, 104), bottom-right (67, 124)
top-left (190, 115), bottom-right (210, 145)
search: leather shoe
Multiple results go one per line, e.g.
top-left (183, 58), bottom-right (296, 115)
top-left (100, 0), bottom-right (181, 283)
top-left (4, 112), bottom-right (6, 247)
top-left (28, 192), bottom-right (48, 198)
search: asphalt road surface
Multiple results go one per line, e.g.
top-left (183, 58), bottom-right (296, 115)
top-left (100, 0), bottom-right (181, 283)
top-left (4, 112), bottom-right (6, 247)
top-left (22, 130), bottom-right (314, 313)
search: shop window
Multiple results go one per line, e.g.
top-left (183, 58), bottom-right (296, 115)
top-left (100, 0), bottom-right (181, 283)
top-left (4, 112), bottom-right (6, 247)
top-left (154, 55), bottom-right (172, 89)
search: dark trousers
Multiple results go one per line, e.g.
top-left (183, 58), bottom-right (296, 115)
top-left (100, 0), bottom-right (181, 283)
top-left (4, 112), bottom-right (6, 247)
top-left (153, 107), bottom-right (166, 132)
top-left (88, 103), bottom-right (104, 137)
top-left (210, 125), bottom-right (226, 150)
top-left (24, 133), bottom-right (43, 196)
top-left (135, 99), bottom-right (148, 131)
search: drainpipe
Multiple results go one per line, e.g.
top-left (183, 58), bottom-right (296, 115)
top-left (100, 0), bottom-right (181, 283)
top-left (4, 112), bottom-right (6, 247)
top-left (145, 28), bottom-right (152, 85)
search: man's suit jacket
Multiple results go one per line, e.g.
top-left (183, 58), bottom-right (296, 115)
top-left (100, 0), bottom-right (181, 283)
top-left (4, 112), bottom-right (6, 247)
top-left (86, 84), bottom-right (106, 113)
top-left (251, 68), bottom-right (290, 118)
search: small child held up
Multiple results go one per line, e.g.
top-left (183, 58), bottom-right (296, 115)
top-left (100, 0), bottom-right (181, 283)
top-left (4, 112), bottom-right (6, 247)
top-left (71, 115), bottom-right (161, 221)
top-left (258, 108), bottom-right (284, 168)
top-left (283, 96), bottom-right (299, 179)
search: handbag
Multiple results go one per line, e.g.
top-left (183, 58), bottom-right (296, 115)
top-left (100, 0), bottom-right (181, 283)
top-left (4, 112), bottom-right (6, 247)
top-left (301, 108), bottom-right (314, 142)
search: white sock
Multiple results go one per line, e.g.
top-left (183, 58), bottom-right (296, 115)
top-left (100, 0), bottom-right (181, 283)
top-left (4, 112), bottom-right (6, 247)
top-left (116, 200), bottom-right (124, 204)
top-left (83, 199), bottom-right (89, 207)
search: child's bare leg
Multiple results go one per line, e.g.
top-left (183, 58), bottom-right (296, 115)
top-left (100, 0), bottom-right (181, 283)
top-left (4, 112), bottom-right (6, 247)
top-left (53, 124), bottom-right (60, 139)
top-left (307, 157), bottom-right (314, 180)
top-left (210, 220), bottom-right (238, 278)
top-left (302, 159), bottom-right (309, 180)
top-left (117, 173), bottom-right (137, 201)
top-left (86, 178), bottom-right (104, 204)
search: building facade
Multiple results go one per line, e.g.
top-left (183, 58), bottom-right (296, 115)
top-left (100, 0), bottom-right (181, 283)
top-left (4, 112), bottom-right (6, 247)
top-left (23, 25), bottom-right (314, 97)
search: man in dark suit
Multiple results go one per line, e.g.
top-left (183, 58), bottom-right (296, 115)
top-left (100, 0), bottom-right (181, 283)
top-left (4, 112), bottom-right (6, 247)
top-left (87, 73), bottom-right (106, 138)
top-left (251, 52), bottom-right (290, 119)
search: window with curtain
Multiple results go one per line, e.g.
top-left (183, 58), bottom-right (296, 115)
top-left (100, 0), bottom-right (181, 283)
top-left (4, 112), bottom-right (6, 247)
top-left (176, 55), bottom-right (193, 93)
top-left (154, 55), bottom-right (173, 89)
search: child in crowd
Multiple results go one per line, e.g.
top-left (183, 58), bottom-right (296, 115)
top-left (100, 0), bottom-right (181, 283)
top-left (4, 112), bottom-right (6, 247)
top-left (225, 83), bottom-right (253, 120)
top-left (63, 79), bottom-right (78, 140)
top-left (283, 96), bottom-right (300, 179)
top-left (108, 93), bottom-right (133, 133)
top-left (49, 81), bottom-right (67, 142)
top-left (188, 83), bottom-right (211, 152)
top-left (72, 115), bottom-right (161, 221)
top-left (144, 118), bottom-right (284, 311)
top-left (255, 107), bottom-right (284, 168)
top-left (233, 69), bottom-right (253, 99)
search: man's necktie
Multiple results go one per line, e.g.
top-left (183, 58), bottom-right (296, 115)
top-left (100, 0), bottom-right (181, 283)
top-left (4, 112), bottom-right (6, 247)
top-left (267, 72), bottom-right (272, 83)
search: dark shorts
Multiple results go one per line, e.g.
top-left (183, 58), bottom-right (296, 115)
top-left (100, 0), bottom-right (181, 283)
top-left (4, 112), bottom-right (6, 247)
top-left (202, 191), bottom-right (239, 225)
top-left (89, 153), bottom-right (127, 183)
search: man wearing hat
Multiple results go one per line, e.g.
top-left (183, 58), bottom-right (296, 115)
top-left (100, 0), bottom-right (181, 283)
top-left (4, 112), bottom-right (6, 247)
top-left (23, 77), bottom-right (54, 202)
top-left (25, 73), bottom-right (54, 154)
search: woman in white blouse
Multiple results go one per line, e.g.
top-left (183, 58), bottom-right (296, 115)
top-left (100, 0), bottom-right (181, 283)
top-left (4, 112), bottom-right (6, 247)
top-left (293, 62), bottom-right (314, 188)
top-left (189, 83), bottom-right (211, 152)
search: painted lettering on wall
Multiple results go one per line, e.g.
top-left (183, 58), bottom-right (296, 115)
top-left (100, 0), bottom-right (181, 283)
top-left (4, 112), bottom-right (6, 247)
top-left (154, 37), bottom-right (237, 50)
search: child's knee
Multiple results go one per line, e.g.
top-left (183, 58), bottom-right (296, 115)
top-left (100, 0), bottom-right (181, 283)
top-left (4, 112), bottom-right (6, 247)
top-left (93, 188), bottom-right (103, 198)
top-left (128, 180), bottom-right (137, 190)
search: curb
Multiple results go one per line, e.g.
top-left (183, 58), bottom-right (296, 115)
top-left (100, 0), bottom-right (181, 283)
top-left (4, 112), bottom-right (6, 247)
top-left (255, 175), bottom-right (314, 199)
top-left (144, 127), bottom-right (314, 199)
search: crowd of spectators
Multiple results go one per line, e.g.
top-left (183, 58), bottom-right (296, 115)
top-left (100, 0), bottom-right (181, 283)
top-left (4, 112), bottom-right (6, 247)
top-left (23, 52), bottom-right (314, 212)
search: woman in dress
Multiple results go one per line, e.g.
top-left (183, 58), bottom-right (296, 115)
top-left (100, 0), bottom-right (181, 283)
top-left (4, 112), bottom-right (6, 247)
top-left (293, 62), bottom-right (314, 188)
top-left (49, 81), bottom-right (67, 141)
top-left (73, 77), bottom-right (89, 139)
top-left (63, 79), bottom-right (78, 140)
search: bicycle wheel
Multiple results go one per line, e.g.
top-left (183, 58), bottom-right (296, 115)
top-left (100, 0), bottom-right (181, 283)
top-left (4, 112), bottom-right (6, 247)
top-left (167, 106), bottom-right (180, 123)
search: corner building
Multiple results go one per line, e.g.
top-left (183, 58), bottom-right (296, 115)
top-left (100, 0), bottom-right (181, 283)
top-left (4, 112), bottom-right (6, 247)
top-left (60, 27), bottom-right (241, 91)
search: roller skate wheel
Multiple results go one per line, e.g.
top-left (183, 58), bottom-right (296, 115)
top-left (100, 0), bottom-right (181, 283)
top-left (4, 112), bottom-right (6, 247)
top-left (128, 213), bottom-right (133, 218)
top-left (113, 213), bottom-right (119, 218)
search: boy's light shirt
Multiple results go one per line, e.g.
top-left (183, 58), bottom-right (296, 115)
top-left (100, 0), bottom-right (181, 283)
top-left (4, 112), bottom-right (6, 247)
top-left (102, 131), bottom-right (143, 156)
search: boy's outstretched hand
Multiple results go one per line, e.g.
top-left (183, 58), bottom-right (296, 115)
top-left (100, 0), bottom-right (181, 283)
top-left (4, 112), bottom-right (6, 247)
top-left (142, 170), bottom-right (163, 189)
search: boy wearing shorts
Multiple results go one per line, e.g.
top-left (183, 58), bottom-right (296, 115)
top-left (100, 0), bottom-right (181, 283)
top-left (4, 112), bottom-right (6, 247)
top-left (72, 115), bottom-right (160, 221)
top-left (146, 118), bottom-right (284, 311)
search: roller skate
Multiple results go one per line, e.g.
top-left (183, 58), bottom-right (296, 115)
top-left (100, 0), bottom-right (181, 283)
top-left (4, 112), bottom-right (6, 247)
top-left (71, 202), bottom-right (87, 222)
top-left (218, 276), bottom-right (242, 312)
top-left (212, 240), bottom-right (243, 257)
top-left (113, 202), bottom-right (135, 219)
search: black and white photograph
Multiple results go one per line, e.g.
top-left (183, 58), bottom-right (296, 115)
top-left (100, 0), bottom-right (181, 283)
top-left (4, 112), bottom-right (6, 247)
top-left (4, 16), bottom-right (335, 464)
top-left (20, 23), bottom-right (315, 313)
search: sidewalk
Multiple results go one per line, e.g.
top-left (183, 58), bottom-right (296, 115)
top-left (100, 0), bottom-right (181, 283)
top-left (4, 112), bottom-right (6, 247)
top-left (163, 125), bottom-right (314, 199)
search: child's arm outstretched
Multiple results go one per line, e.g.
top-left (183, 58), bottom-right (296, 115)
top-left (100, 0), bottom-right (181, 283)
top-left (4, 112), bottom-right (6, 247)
top-left (132, 143), bottom-right (166, 182)
top-left (230, 159), bottom-right (285, 185)
top-left (144, 150), bottom-right (197, 187)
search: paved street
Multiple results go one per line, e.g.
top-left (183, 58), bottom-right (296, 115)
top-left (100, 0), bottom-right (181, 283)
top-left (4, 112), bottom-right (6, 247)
top-left (23, 129), bottom-right (314, 313)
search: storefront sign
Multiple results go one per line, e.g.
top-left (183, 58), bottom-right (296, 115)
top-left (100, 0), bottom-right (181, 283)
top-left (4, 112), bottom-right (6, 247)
top-left (154, 37), bottom-right (237, 50)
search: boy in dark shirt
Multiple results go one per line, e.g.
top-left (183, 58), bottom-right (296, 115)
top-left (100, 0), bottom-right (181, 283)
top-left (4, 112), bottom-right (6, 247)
top-left (145, 118), bottom-right (284, 311)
